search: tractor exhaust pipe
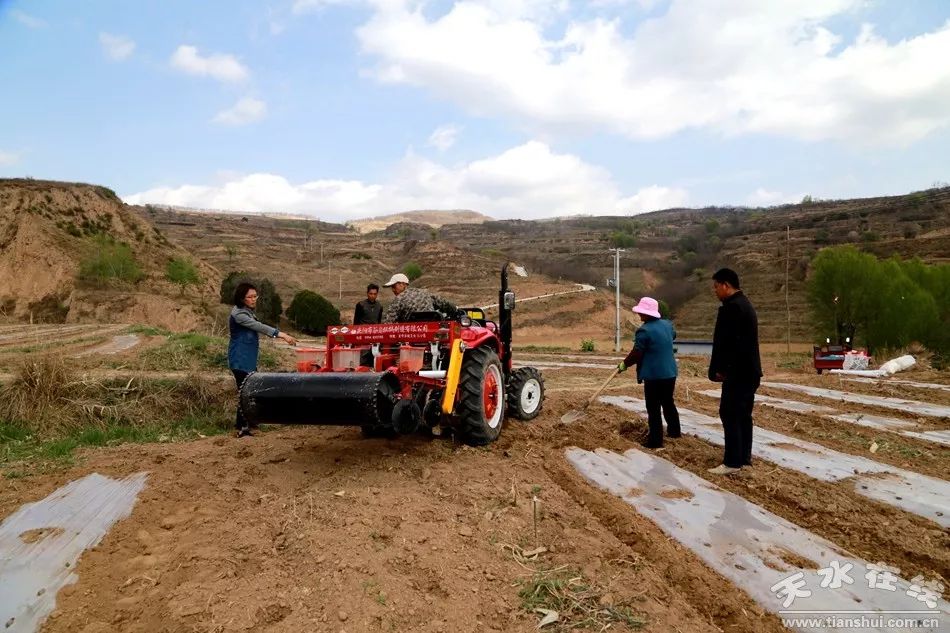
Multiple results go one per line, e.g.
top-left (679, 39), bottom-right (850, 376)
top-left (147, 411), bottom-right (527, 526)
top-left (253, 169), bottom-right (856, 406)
top-left (498, 262), bottom-right (527, 375)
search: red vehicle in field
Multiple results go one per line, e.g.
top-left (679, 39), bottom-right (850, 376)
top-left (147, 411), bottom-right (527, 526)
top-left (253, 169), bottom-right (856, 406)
top-left (813, 337), bottom-right (871, 374)
top-left (239, 263), bottom-right (544, 445)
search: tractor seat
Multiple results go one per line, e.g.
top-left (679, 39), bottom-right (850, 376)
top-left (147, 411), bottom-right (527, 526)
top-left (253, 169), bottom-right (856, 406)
top-left (457, 307), bottom-right (488, 326)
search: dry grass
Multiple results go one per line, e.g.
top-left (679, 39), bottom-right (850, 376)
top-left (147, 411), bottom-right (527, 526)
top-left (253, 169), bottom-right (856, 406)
top-left (0, 354), bottom-right (233, 438)
top-left (518, 567), bottom-right (647, 631)
top-left (0, 355), bottom-right (83, 434)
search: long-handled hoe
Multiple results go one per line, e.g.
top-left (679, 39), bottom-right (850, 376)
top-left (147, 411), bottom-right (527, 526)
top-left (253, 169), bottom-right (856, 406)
top-left (560, 366), bottom-right (621, 424)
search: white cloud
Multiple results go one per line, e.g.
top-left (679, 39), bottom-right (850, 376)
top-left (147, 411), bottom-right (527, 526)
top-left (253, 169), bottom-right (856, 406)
top-left (99, 33), bottom-right (136, 61)
top-left (124, 141), bottom-right (687, 220)
top-left (349, 0), bottom-right (950, 145)
top-left (0, 150), bottom-right (19, 167)
top-left (746, 188), bottom-right (802, 207)
top-left (170, 45), bottom-right (249, 83)
top-left (427, 124), bottom-right (460, 151)
top-left (292, 0), bottom-right (352, 14)
top-left (11, 10), bottom-right (46, 28)
top-left (213, 97), bottom-right (268, 126)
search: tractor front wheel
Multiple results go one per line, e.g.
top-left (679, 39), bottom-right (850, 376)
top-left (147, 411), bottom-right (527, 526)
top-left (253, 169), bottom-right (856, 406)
top-left (507, 367), bottom-right (544, 420)
top-left (457, 347), bottom-right (505, 446)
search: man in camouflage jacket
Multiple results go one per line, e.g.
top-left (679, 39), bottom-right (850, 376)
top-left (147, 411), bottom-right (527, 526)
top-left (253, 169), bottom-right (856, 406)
top-left (381, 273), bottom-right (457, 323)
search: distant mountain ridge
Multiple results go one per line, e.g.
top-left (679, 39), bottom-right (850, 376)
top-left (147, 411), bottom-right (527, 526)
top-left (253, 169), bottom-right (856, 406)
top-left (133, 204), bottom-right (493, 234)
top-left (347, 210), bottom-right (492, 234)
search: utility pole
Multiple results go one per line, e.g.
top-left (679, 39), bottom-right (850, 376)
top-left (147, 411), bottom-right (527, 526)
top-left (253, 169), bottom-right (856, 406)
top-left (609, 248), bottom-right (624, 352)
top-left (785, 225), bottom-right (791, 353)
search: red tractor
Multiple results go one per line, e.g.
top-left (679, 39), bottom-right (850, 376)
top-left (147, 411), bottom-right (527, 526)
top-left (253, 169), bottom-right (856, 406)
top-left (239, 263), bottom-right (544, 445)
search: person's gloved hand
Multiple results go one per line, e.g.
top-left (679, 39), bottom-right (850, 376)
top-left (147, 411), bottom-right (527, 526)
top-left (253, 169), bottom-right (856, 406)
top-left (617, 361), bottom-right (627, 373)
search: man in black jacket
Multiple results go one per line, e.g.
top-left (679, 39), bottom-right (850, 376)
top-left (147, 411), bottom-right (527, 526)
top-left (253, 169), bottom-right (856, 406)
top-left (354, 283), bottom-right (383, 325)
top-left (707, 268), bottom-right (762, 475)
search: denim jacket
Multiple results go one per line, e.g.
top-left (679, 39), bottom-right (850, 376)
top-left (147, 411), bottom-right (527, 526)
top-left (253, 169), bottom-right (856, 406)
top-left (228, 306), bottom-right (278, 372)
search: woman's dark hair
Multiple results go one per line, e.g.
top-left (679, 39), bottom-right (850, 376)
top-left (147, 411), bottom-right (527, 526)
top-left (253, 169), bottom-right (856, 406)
top-left (641, 314), bottom-right (659, 322)
top-left (233, 282), bottom-right (258, 308)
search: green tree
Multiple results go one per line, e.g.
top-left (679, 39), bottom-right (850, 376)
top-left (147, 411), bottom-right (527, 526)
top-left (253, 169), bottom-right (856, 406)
top-left (899, 258), bottom-right (950, 316)
top-left (403, 262), bottom-right (423, 281)
top-left (78, 235), bottom-right (144, 286)
top-left (807, 246), bottom-right (942, 353)
top-left (286, 290), bottom-right (341, 335)
top-left (165, 257), bottom-right (200, 295)
top-left (219, 271), bottom-right (252, 305)
top-left (255, 279), bottom-right (283, 325)
top-left (808, 246), bottom-right (880, 347)
top-left (609, 231), bottom-right (636, 248)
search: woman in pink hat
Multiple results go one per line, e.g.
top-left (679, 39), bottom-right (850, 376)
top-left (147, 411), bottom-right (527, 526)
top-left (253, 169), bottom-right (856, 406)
top-left (617, 296), bottom-right (680, 448)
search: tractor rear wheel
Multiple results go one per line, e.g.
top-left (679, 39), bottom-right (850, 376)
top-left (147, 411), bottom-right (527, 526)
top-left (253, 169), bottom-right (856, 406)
top-left (507, 367), bottom-right (544, 420)
top-left (457, 347), bottom-right (505, 446)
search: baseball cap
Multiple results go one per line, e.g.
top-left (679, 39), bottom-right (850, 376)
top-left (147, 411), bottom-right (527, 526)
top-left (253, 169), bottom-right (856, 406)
top-left (383, 273), bottom-right (410, 287)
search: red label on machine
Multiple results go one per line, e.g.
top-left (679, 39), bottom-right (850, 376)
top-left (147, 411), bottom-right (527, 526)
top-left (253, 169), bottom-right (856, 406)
top-left (329, 322), bottom-right (446, 344)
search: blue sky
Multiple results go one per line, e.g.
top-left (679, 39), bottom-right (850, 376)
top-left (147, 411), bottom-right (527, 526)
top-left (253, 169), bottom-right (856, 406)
top-left (1, 0), bottom-right (949, 221)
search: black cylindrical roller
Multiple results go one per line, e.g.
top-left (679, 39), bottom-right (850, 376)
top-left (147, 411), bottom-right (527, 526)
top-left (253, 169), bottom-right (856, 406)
top-left (240, 371), bottom-right (400, 428)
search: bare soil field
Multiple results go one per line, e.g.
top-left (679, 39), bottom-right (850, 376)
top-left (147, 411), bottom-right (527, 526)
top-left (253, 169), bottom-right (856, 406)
top-left (1, 343), bottom-right (947, 633)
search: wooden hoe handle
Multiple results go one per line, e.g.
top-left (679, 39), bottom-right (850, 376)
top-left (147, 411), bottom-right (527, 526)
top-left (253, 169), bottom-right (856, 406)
top-left (586, 367), bottom-right (621, 407)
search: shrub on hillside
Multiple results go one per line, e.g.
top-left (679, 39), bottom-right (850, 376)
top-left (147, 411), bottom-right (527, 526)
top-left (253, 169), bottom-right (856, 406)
top-left (403, 262), bottom-right (423, 281)
top-left (218, 272), bottom-right (283, 324)
top-left (78, 235), bottom-right (144, 286)
top-left (286, 290), bottom-right (340, 335)
top-left (255, 279), bottom-right (283, 325)
top-left (165, 257), bottom-right (200, 294)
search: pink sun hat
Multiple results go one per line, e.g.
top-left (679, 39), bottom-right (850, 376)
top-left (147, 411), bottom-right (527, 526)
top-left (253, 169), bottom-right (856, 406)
top-left (632, 297), bottom-right (662, 319)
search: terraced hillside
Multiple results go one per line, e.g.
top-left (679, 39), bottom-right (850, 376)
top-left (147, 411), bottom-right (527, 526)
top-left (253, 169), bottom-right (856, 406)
top-left (2, 178), bottom-right (947, 348)
top-left (0, 179), bottom-right (220, 330)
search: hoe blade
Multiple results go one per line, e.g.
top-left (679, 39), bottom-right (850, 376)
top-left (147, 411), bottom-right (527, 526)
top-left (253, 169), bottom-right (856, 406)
top-left (560, 409), bottom-right (587, 424)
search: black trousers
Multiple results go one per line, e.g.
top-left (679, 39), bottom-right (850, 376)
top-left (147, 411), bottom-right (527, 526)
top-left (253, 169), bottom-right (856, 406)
top-left (719, 378), bottom-right (759, 468)
top-left (232, 369), bottom-right (250, 430)
top-left (643, 378), bottom-right (680, 447)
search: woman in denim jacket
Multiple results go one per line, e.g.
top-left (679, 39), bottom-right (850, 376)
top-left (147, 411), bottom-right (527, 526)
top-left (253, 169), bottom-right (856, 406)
top-left (229, 282), bottom-right (297, 437)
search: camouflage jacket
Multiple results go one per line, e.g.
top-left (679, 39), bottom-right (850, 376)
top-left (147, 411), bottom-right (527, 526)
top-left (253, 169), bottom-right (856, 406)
top-left (382, 287), bottom-right (457, 323)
